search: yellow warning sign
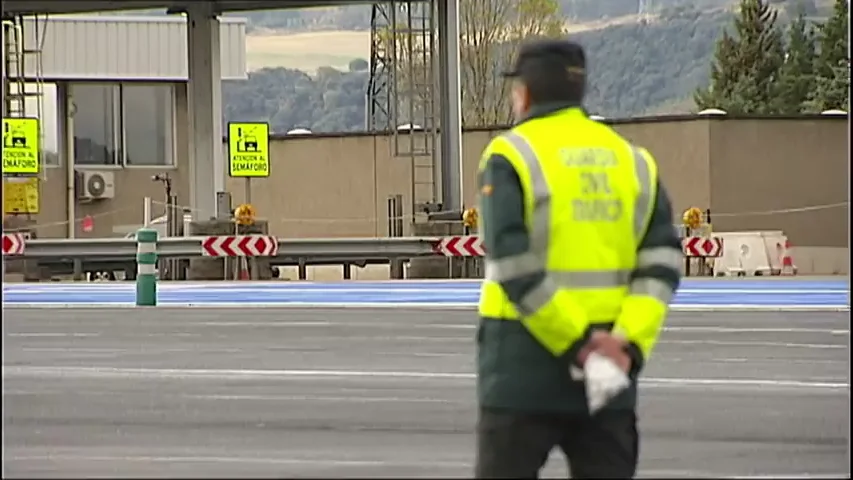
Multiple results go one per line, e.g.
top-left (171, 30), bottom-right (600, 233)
top-left (2, 117), bottom-right (41, 175)
top-left (228, 122), bottom-right (270, 178)
top-left (3, 176), bottom-right (40, 214)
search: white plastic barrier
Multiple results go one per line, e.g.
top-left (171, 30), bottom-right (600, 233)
top-left (712, 231), bottom-right (795, 276)
top-left (762, 231), bottom-right (786, 274)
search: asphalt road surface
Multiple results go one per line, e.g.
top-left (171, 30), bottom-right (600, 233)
top-left (3, 308), bottom-right (849, 478)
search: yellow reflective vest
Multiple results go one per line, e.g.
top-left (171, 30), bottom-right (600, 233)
top-left (478, 108), bottom-right (665, 358)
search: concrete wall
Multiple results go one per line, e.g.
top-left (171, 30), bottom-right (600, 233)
top-left (22, 115), bottom-right (849, 254)
top-left (706, 118), bottom-right (849, 248)
top-left (223, 130), bottom-right (497, 238)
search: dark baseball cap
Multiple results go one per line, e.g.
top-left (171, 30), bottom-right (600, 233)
top-left (502, 38), bottom-right (587, 81)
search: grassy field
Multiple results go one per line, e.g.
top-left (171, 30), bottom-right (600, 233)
top-left (244, 13), bottom-right (654, 73)
top-left (246, 30), bottom-right (372, 72)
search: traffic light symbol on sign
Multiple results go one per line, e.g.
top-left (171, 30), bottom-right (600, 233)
top-left (4, 124), bottom-right (28, 148)
top-left (236, 127), bottom-right (259, 153)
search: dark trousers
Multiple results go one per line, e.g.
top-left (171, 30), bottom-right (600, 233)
top-left (475, 407), bottom-right (638, 479)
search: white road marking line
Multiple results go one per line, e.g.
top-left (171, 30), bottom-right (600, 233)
top-left (7, 454), bottom-right (389, 467)
top-left (376, 351), bottom-right (467, 358)
top-left (101, 322), bottom-right (848, 335)
top-left (4, 453), bottom-right (845, 479)
top-left (3, 302), bottom-right (850, 311)
top-left (658, 340), bottom-right (846, 349)
top-left (6, 333), bottom-right (101, 338)
top-left (3, 366), bottom-right (847, 389)
top-left (186, 394), bottom-right (451, 403)
top-left (665, 327), bottom-right (850, 334)
top-left (723, 476), bottom-right (851, 479)
top-left (5, 324), bottom-right (848, 337)
top-left (20, 347), bottom-right (124, 353)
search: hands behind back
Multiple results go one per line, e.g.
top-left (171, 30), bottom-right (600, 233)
top-left (577, 331), bottom-right (632, 373)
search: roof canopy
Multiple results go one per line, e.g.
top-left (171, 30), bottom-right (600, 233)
top-left (2, 0), bottom-right (372, 16)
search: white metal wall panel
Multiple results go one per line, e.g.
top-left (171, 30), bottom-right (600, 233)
top-left (19, 16), bottom-right (247, 81)
top-left (219, 19), bottom-right (247, 81)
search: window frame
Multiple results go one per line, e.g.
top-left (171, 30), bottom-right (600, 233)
top-left (120, 82), bottom-right (177, 170)
top-left (70, 82), bottom-right (122, 170)
top-left (71, 81), bottom-right (177, 170)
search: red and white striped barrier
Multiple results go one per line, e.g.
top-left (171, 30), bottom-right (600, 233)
top-left (202, 235), bottom-right (278, 257)
top-left (434, 235), bottom-right (485, 257)
top-left (2, 233), bottom-right (26, 255)
top-left (682, 236), bottom-right (723, 257)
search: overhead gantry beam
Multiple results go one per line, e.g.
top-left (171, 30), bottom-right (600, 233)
top-left (2, 0), bottom-right (380, 16)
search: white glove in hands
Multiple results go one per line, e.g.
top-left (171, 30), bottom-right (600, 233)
top-left (583, 351), bottom-right (631, 414)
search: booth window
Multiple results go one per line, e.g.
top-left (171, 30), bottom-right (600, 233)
top-left (71, 83), bottom-right (121, 166)
top-left (71, 82), bottom-right (174, 167)
top-left (121, 84), bottom-right (174, 167)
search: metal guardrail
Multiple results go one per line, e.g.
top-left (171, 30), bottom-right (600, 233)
top-left (19, 236), bottom-right (439, 260)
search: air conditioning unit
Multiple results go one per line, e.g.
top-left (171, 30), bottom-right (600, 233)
top-left (76, 170), bottom-right (115, 201)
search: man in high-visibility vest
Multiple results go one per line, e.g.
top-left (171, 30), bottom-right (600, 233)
top-left (474, 39), bottom-right (683, 479)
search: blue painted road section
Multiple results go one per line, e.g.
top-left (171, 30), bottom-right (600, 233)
top-left (2, 279), bottom-right (849, 309)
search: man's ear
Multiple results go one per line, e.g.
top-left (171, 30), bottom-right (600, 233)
top-left (512, 80), bottom-right (530, 117)
top-left (513, 81), bottom-right (531, 112)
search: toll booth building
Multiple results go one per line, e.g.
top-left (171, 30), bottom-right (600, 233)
top-left (2, 15), bottom-right (247, 239)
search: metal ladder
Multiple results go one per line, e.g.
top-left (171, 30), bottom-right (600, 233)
top-left (3, 15), bottom-right (47, 178)
top-left (389, 0), bottom-right (440, 220)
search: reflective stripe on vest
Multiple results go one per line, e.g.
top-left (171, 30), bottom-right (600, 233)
top-left (484, 132), bottom-right (655, 289)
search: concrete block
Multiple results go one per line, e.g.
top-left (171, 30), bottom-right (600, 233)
top-left (411, 220), bottom-right (468, 236)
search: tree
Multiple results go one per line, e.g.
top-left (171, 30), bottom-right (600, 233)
top-left (348, 58), bottom-right (369, 72)
top-left (786, 0), bottom-right (817, 16)
top-left (694, 0), bottom-right (785, 114)
top-left (383, 0), bottom-right (564, 128)
top-left (774, 9), bottom-right (816, 113)
top-left (224, 9), bottom-right (736, 131)
top-left (460, 0), bottom-right (565, 126)
top-left (694, 32), bottom-right (741, 111)
top-left (807, 0), bottom-right (849, 111)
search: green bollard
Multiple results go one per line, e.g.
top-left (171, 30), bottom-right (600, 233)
top-left (135, 228), bottom-right (158, 306)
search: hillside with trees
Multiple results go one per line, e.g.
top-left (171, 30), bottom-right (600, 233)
top-left (229, 0), bottom-right (832, 32)
top-left (220, 0), bottom-right (844, 133)
top-left (223, 62), bottom-right (370, 134)
top-left (224, 5), bottom-right (735, 133)
top-left (234, 0), bottom-right (735, 32)
top-left (695, 0), bottom-right (848, 113)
